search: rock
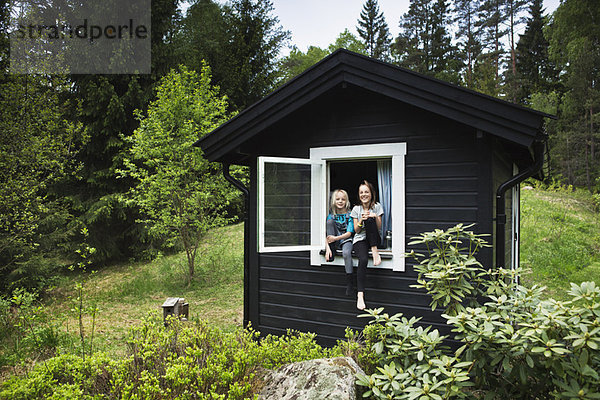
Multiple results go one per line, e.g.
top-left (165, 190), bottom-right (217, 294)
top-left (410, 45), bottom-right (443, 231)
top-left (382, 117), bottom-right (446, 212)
top-left (258, 357), bottom-right (364, 400)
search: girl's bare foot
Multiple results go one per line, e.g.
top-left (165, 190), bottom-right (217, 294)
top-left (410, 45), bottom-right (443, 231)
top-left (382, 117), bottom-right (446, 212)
top-left (357, 292), bottom-right (366, 310)
top-left (372, 247), bottom-right (381, 266)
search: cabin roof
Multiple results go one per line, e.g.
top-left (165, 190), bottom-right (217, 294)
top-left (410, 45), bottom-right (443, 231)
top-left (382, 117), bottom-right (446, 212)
top-left (195, 49), bottom-right (552, 164)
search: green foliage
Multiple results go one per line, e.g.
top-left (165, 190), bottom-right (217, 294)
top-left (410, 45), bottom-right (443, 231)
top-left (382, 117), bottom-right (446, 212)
top-left (121, 64), bottom-right (240, 281)
top-left (276, 29), bottom-right (366, 84)
top-left (0, 352), bottom-right (115, 400)
top-left (329, 29), bottom-right (368, 55)
top-left (356, 309), bottom-right (473, 400)
top-left (277, 45), bottom-right (329, 83)
top-left (520, 183), bottom-right (600, 299)
top-left (63, 0), bottom-right (181, 265)
top-left (176, 0), bottom-right (290, 111)
top-left (355, 224), bottom-right (600, 399)
top-left (67, 229), bottom-right (98, 361)
top-left (445, 279), bottom-right (600, 399)
top-left (357, 0), bottom-right (392, 61)
top-left (0, 73), bottom-right (84, 293)
top-left (0, 316), bottom-right (334, 399)
top-left (0, 288), bottom-right (67, 370)
top-left (408, 224), bottom-right (490, 316)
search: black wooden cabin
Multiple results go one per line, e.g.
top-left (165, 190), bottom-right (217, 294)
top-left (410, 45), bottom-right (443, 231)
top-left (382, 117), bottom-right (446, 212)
top-left (195, 49), bottom-right (551, 346)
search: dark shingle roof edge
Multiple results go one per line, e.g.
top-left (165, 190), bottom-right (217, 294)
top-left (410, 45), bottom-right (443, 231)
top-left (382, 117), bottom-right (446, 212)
top-left (195, 49), bottom-right (555, 162)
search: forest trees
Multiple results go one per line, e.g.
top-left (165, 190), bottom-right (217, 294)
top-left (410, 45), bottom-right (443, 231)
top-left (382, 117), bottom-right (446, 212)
top-left (0, 0), bottom-right (287, 293)
top-left (0, 74), bottom-right (84, 292)
top-left (175, 0), bottom-right (290, 110)
top-left (357, 0), bottom-right (392, 60)
top-left (547, 0), bottom-right (600, 191)
top-left (396, 0), bottom-right (458, 83)
top-left (2, 0), bottom-right (600, 296)
top-left (515, 0), bottom-right (557, 104)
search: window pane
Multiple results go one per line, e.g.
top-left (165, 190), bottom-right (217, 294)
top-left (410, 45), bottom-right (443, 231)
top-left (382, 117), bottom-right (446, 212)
top-left (263, 162), bottom-right (311, 247)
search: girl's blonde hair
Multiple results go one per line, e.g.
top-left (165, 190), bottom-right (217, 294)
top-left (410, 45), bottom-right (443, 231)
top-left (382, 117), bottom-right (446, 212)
top-left (330, 189), bottom-right (350, 213)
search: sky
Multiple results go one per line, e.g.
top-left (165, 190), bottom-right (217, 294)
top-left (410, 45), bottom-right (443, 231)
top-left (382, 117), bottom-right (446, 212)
top-left (272, 0), bottom-right (563, 56)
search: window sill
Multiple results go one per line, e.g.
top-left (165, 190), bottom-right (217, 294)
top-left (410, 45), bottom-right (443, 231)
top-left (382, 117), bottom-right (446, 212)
top-left (317, 248), bottom-right (399, 270)
top-left (318, 249), bottom-right (393, 259)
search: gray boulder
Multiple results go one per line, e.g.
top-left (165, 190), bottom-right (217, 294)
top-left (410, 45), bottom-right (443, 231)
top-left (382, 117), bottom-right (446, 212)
top-left (258, 357), bottom-right (364, 400)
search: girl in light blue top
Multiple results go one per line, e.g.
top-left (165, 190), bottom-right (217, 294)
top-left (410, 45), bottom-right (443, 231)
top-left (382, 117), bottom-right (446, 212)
top-left (325, 189), bottom-right (355, 296)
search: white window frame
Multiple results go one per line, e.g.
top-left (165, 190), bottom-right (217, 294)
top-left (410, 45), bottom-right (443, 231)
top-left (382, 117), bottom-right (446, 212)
top-left (257, 142), bottom-right (406, 272)
top-left (257, 156), bottom-right (326, 253)
top-left (310, 143), bottom-right (406, 272)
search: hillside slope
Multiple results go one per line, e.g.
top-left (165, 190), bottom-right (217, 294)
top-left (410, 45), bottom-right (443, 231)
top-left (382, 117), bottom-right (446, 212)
top-left (520, 184), bottom-right (600, 299)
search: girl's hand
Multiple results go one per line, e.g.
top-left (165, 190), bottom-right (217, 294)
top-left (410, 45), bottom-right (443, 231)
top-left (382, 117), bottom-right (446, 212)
top-left (326, 235), bottom-right (336, 244)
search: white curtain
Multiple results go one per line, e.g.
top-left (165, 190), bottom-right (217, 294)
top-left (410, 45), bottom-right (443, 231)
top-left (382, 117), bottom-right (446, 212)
top-left (377, 159), bottom-right (392, 246)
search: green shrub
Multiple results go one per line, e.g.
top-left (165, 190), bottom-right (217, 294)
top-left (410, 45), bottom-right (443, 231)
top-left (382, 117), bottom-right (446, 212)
top-left (355, 224), bottom-right (600, 399)
top-left (0, 288), bottom-right (67, 369)
top-left (1, 315), bottom-right (335, 399)
top-left (408, 223), bottom-right (490, 316)
top-left (356, 309), bottom-right (472, 399)
top-left (0, 353), bottom-right (114, 399)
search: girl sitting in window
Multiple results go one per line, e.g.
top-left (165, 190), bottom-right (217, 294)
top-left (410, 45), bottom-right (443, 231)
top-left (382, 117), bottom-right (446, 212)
top-left (325, 190), bottom-right (355, 296)
top-left (351, 180), bottom-right (383, 310)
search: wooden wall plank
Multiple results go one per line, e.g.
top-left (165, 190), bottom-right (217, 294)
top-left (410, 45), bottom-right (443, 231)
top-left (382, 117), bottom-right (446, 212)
top-left (244, 85), bottom-right (496, 344)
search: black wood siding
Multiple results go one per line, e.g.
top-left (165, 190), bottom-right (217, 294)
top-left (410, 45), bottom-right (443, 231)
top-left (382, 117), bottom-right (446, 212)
top-left (245, 85), bottom-right (496, 346)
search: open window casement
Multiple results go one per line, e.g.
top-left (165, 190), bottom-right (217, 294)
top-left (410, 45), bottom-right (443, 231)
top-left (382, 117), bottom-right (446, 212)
top-left (258, 157), bottom-right (326, 254)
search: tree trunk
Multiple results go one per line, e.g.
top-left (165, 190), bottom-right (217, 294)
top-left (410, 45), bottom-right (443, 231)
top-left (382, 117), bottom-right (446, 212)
top-left (591, 104), bottom-right (595, 162)
top-left (510, 0), bottom-right (517, 103)
top-left (586, 143), bottom-right (591, 192)
top-left (467, 11), bottom-right (473, 87)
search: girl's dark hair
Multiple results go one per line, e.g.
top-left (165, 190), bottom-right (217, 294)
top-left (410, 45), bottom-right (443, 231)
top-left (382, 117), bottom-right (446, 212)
top-left (358, 180), bottom-right (377, 210)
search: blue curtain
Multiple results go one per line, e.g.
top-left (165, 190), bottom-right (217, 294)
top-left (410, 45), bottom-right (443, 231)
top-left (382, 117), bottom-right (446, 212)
top-left (377, 160), bottom-right (392, 246)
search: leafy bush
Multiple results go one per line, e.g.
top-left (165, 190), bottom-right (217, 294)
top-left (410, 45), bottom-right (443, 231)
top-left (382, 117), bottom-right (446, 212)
top-left (1, 315), bottom-right (336, 399)
top-left (0, 289), bottom-right (67, 369)
top-left (408, 223), bottom-right (489, 316)
top-left (355, 224), bottom-right (600, 399)
top-left (356, 310), bottom-right (472, 399)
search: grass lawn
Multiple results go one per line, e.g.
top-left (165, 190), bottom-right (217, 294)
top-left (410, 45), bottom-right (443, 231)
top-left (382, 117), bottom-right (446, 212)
top-left (44, 223), bottom-right (245, 359)
top-left (520, 184), bottom-right (600, 299)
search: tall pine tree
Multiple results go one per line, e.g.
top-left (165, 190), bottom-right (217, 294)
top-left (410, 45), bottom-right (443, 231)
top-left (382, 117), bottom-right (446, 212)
top-left (65, 0), bottom-right (181, 263)
top-left (476, 0), bottom-right (507, 86)
top-left (175, 0), bottom-right (289, 110)
top-left (548, 0), bottom-right (600, 190)
top-left (357, 0), bottom-right (392, 61)
top-left (515, 0), bottom-right (557, 103)
top-left (503, 0), bottom-right (529, 102)
top-left (396, 0), bottom-right (455, 80)
top-left (223, 0), bottom-right (290, 109)
top-left (430, 0), bottom-right (456, 80)
top-left (453, 0), bottom-right (483, 87)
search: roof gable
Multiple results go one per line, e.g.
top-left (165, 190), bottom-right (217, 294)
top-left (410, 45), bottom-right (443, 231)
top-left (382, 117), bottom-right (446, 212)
top-left (196, 49), bottom-right (551, 163)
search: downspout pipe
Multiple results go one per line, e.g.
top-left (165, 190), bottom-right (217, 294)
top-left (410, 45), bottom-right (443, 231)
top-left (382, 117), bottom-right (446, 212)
top-left (495, 137), bottom-right (546, 268)
top-left (222, 163), bottom-right (249, 327)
